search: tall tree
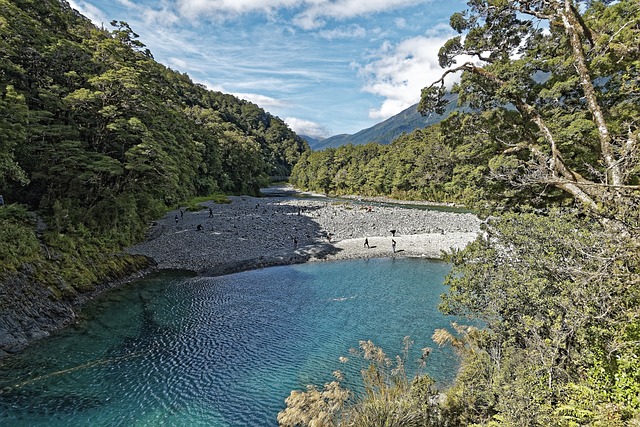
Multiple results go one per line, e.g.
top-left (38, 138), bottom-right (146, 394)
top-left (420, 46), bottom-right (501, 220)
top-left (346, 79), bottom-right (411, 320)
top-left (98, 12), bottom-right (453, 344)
top-left (0, 85), bottom-right (29, 188)
top-left (420, 0), bottom-right (639, 211)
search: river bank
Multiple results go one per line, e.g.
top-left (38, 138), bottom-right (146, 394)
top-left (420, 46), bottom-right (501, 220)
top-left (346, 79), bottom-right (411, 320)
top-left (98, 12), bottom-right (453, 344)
top-left (0, 188), bottom-right (481, 358)
top-left (127, 189), bottom-right (482, 276)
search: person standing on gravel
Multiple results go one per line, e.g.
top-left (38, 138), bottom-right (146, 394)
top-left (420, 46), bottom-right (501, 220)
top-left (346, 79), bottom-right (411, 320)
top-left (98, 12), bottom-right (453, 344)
top-left (392, 239), bottom-right (396, 253)
top-left (364, 238), bottom-right (369, 249)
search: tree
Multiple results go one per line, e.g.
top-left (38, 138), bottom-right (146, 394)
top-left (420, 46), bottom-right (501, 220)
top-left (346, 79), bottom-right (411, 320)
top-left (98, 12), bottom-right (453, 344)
top-left (417, 2), bottom-right (640, 424)
top-left (420, 0), bottom-right (640, 212)
top-left (0, 85), bottom-right (29, 188)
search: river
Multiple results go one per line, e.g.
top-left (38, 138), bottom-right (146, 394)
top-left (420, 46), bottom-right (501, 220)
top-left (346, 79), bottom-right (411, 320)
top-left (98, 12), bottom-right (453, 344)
top-left (0, 258), bottom-right (460, 426)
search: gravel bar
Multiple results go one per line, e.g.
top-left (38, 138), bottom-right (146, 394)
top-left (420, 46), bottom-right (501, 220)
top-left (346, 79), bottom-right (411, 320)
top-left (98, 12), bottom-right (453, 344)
top-left (126, 189), bottom-right (482, 276)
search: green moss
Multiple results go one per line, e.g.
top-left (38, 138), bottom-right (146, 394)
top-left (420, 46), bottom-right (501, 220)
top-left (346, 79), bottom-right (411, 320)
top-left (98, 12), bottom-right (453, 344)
top-left (184, 192), bottom-right (232, 211)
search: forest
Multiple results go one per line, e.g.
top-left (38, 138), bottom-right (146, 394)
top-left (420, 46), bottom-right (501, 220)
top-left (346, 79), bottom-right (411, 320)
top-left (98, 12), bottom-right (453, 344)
top-left (283, 1), bottom-right (640, 426)
top-left (0, 0), bottom-right (308, 297)
top-left (0, 0), bottom-right (638, 425)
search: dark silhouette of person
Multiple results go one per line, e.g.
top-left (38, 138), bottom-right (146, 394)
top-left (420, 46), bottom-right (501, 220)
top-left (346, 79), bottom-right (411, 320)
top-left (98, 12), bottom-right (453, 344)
top-left (364, 238), bottom-right (369, 248)
top-left (175, 215), bottom-right (179, 224)
top-left (390, 229), bottom-right (396, 237)
top-left (293, 237), bottom-right (298, 249)
top-left (197, 224), bottom-right (203, 231)
top-left (209, 207), bottom-right (213, 217)
top-left (180, 209), bottom-right (184, 218)
top-left (392, 239), bottom-right (397, 253)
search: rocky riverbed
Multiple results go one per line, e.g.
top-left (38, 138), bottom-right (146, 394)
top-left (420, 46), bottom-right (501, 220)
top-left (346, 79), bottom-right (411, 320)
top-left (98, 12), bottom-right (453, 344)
top-left (127, 189), bottom-right (482, 275)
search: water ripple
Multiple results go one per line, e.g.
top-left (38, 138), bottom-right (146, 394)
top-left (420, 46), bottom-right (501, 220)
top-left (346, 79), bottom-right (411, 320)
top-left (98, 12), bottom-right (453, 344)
top-left (0, 259), bottom-right (460, 426)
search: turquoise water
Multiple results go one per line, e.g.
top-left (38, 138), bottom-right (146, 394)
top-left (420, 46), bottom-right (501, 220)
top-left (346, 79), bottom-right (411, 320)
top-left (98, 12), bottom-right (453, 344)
top-left (0, 258), bottom-right (459, 426)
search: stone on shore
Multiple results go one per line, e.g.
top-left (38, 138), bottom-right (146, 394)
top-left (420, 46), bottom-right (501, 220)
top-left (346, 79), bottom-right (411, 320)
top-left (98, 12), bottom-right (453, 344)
top-left (127, 193), bottom-right (482, 276)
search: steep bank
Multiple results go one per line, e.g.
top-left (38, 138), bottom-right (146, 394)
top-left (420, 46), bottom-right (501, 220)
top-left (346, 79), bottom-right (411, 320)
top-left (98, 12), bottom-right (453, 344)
top-left (0, 258), bottom-right (152, 359)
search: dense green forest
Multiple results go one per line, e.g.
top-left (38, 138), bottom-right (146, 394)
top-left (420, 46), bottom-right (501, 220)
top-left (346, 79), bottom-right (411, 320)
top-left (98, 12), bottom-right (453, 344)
top-left (0, 0), bottom-right (308, 294)
top-left (283, 1), bottom-right (640, 426)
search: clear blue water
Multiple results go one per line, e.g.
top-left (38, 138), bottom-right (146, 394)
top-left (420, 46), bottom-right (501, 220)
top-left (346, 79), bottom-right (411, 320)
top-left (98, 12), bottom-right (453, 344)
top-left (0, 258), bottom-right (459, 426)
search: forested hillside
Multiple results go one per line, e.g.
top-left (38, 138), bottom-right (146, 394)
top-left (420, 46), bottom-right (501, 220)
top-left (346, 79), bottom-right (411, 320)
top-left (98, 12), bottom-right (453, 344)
top-left (282, 1), bottom-right (640, 426)
top-left (0, 0), bottom-right (308, 354)
top-left (291, 124), bottom-right (458, 203)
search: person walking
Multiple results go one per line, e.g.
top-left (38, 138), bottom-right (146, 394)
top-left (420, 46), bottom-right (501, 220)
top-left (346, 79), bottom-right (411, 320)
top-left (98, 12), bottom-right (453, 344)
top-left (364, 238), bottom-right (369, 249)
top-left (392, 239), bottom-right (396, 253)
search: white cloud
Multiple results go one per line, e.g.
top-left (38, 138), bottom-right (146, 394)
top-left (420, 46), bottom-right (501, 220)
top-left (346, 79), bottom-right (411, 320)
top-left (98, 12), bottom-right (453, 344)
top-left (172, 0), bottom-right (430, 29)
top-left (357, 34), bottom-right (464, 120)
top-left (301, 0), bottom-right (434, 29)
top-left (317, 24), bottom-right (366, 40)
top-left (139, 7), bottom-right (181, 27)
top-left (394, 17), bottom-right (407, 29)
top-left (175, 0), bottom-right (299, 20)
top-left (232, 92), bottom-right (290, 108)
top-left (167, 57), bottom-right (188, 70)
top-left (285, 117), bottom-right (331, 137)
top-left (116, 0), bottom-right (138, 7)
top-left (67, 0), bottom-right (108, 25)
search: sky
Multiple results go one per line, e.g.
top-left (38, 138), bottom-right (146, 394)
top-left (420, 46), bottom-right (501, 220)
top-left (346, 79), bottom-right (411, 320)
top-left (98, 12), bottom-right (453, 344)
top-left (67, 0), bottom-right (468, 138)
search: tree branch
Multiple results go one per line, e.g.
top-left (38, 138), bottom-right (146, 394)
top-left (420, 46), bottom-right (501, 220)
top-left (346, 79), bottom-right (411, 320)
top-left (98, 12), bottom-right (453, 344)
top-left (560, 0), bottom-right (622, 186)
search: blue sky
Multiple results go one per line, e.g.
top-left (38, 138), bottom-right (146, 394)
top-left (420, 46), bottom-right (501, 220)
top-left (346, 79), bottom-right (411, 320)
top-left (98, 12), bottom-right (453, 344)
top-left (68, 0), bottom-right (468, 137)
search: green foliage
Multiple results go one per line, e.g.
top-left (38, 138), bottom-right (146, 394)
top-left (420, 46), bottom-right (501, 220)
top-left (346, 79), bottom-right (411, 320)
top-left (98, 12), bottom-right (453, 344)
top-left (187, 193), bottom-right (232, 206)
top-left (0, 85), bottom-right (29, 188)
top-left (438, 211), bottom-right (640, 425)
top-left (0, 0), bottom-right (308, 295)
top-left (0, 204), bottom-right (40, 272)
top-left (419, 0), bottom-right (640, 211)
top-left (290, 127), bottom-right (463, 204)
top-left (278, 338), bottom-right (440, 427)
top-left (416, 1), bottom-right (640, 424)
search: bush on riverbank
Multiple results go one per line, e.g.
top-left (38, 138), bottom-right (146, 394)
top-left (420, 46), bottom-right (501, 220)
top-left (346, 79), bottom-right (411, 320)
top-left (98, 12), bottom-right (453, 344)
top-left (278, 339), bottom-right (441, 427)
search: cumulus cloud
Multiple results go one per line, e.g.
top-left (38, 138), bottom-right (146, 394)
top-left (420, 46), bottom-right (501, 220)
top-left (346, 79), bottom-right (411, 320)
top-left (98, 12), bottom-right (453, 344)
top-left (285, 117), bottom-right (331, 138)
top-left (357, 34), bottom-right (464, 120)
top-left (296, 0), bottom-right (428, 29)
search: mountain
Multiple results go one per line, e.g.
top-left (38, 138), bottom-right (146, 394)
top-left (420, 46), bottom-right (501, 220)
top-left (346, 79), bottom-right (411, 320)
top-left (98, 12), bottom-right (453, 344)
top-left (300, 134), bottom-right (325, 147)
top-left (308, 93), bottom-right (459, 150)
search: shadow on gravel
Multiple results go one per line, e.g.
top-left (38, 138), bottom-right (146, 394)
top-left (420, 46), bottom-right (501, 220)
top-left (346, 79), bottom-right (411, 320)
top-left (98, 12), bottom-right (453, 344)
top-left (198, 242), bottom-right (343, 277)
top-left (159, 196), bottom-right (346, 277)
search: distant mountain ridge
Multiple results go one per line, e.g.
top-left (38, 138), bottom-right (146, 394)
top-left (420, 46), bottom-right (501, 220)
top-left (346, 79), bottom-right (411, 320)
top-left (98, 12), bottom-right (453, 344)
top-left (306, 94), bottom-right (459, 150)
top-left (299, 134), bottom-right (325, 147)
